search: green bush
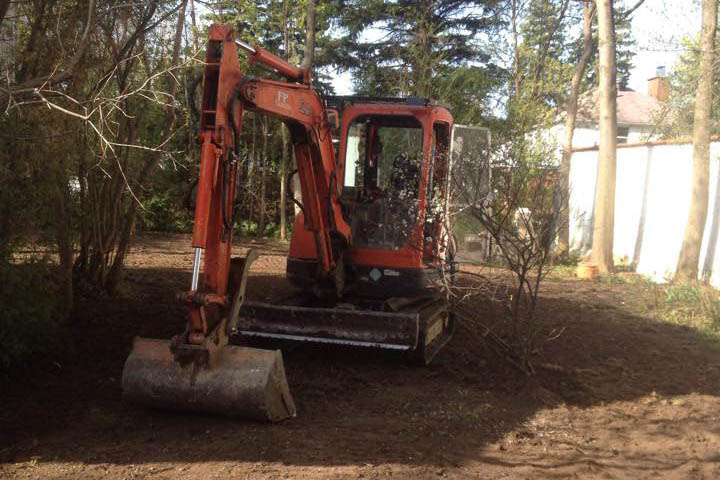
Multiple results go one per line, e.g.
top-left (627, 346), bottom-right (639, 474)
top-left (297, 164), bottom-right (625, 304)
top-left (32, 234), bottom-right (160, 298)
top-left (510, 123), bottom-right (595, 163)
top-left (236, 220), bottom-right (258, 236)
top-left (234, 220), bottom-right (290, 238)
top-left (665, 283), bottom-right (702, 303)
top-left (0, 255), bottom-right (60, 372)
top-left (263, 221), bottom-right (281, 238)
top-left (139, 192), bottom-right (193, 232)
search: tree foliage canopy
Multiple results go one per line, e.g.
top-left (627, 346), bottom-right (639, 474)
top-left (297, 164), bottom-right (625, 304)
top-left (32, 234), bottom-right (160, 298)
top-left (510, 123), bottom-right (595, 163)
top-left (0, 0), bottom-right (646, 331)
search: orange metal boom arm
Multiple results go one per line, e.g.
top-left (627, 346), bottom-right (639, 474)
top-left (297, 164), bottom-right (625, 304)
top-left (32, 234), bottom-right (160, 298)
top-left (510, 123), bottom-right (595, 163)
top-left (185, 24), bottom-right (349, 344)
top-left (236, 78), bottom-right (351, 275)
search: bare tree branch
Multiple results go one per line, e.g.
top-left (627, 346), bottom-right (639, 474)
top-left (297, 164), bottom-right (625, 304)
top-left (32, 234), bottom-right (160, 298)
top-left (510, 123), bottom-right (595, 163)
top-left (1, 0), bottom-right (96, 100)
top-left (619, 0), bottom-right (647, 20)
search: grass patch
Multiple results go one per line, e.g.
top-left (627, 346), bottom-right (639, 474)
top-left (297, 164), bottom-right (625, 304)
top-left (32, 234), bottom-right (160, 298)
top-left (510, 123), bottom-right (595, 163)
top-left (551, 266), bottom-right (720, 344)
top-left (550, 264), bottom-right (577, 278)
top-left (626, 281), bottom-right (720, 343)
top-left (658, 284), bottom-right (720, 333)
top-left (602, 274), bottom-right (628, 284)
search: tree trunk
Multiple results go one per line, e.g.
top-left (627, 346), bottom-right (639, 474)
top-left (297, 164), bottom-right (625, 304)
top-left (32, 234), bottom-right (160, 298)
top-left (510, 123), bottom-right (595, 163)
top-left (302, 0), bottom-right (315, 71)
top-left (511, 0), bottom-right (521, 97)
top-left (292, 150), bottom-right (301, 217)
top-left (189, 0), bottom-right (198, 52)
top-left (411, 0), bottom-right (433, 98)
top-left (105, 0), bottom-right (187, 293)
top-left (530, 0), bottom-right (571, 99)
top-left (16, 1), bottom-right (48, 82)
top-left (258, 117), bottom-right (268, 237)
top-left (279, 0), bottom-right (290, 241)
top-left (0, 0), bottom-right (10, 30)
top-left (76, 145), bottom-right (90, 273)
top-left (589, 0), bottom-right (617, 274)
top-left (675, 0), bottom-right (717, 282)
top-left (557, 2), bottom-right (595, 255)
top-left (54, 168), bottom-right (74, 319)
top-left (280, 124), bottom-right (289, 240)
top-left (248, 114), bottom-right (257, 228)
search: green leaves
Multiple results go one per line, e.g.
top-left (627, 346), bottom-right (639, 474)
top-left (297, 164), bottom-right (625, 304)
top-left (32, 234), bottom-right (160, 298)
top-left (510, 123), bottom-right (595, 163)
top-left (335, 0), bottom-right (505, 101)
top-left (0, 258), bottom-right (60, 373)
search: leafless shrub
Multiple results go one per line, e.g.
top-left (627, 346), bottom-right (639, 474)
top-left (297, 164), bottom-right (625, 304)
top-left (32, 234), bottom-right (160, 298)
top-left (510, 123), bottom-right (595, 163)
top-left (446, 134), bottom-right (568, 374)
top-left (1, 1), bottom-right (196, 304)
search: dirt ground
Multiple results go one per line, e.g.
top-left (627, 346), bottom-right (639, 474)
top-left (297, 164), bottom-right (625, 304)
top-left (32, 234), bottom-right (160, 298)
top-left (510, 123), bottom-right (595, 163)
top-left (3, 232), bottom-right (720, 479)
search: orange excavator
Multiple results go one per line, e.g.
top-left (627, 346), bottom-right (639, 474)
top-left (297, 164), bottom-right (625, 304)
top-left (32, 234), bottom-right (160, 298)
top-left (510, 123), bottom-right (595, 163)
top-left (121, 24), bottom-right (456, 421)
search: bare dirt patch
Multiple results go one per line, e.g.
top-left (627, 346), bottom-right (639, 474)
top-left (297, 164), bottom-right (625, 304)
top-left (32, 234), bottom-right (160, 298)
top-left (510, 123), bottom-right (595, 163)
top-left (3, 233), bottom-right (720, 479)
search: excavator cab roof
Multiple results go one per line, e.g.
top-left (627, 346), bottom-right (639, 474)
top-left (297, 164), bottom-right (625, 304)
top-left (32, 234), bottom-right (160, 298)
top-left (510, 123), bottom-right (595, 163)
top-left (326, 95), bottom-right (452, 113)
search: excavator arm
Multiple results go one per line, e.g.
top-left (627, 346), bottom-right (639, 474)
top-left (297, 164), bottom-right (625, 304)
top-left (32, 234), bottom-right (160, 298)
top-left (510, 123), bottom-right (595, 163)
top-left (195, 25), bottom-right (349, 297)
top-left (231, 78), bottom-right (351, 277)
top-left (122, 24), bottom-right (352, 421)
top-left (186, 24), bottom-right (351, 343)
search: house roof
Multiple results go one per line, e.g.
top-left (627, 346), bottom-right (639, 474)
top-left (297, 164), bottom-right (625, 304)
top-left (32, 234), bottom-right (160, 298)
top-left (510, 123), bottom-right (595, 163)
top-left (575, 88), bottom-right (662, 127)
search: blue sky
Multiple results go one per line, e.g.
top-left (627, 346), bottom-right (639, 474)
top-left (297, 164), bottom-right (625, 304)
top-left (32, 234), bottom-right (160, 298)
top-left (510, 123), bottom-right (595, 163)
top-left (627, 0), bottom-right (700, 92)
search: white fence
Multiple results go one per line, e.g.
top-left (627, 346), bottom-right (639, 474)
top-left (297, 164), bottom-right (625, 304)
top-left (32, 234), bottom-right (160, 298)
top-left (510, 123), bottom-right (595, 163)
top-left (570, 140), bottom-right (720, 287)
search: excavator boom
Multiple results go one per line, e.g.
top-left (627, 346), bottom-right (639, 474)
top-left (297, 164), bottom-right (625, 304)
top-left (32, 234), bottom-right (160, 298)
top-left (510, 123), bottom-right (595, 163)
top-left (121, 24), bottom-right (345, 421)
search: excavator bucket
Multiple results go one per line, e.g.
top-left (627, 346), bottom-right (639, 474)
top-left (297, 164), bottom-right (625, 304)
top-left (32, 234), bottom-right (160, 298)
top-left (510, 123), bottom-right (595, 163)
top-left (121, 337), bottom-right (296, 422)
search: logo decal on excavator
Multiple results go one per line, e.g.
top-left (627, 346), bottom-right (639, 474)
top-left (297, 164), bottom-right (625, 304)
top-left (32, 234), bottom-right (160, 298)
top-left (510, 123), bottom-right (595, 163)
top-left (275, 91), bottom-right (291, 110)
top-left (299, 100), bottom-right (311, 116)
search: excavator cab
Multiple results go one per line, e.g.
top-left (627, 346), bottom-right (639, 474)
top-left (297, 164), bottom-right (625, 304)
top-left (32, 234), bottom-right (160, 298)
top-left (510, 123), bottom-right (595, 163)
top-left (341, 114), bottom-right (424, 248)
top-left (263, 98), bottom-right (456, 364)
top-left (288, 98), bottom-right (454, 298)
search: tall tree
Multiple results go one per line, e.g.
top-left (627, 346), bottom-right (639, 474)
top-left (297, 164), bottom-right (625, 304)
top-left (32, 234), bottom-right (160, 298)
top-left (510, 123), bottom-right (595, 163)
top-left (589, 0), bottom-right (617, 274)
top-left (278, 0), bottom-right (292, 240)
top-left (302, 0), bottom-right (316, 71)
top-left (557, 2), bottom-right (595, 255)
top-left (675, 0), bottom-right (718, 282)
top-left (510, 0), bottom-right (521, 97)
top-left (516, 0), bottom-right (574, 103)
top-left (589, 5), bottom-right (639, 90)
top-left (258, 116), bottom-right (269, 236)
top-left (105, 0), bottom-right (189, 292)
top-left (506, 0), bottom-right (582, 138)
top-left (337, 0), bottom-right (504, 98)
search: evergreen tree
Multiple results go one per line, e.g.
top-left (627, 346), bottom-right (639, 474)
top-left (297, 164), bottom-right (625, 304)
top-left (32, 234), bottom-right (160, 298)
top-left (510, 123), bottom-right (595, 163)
top-left (335, 0), bottom-right (506, 99)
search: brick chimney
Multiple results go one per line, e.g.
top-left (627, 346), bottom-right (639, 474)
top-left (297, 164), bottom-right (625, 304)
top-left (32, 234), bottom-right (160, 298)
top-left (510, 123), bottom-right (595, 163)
top-left (648, 66), bottom-right (668, 101)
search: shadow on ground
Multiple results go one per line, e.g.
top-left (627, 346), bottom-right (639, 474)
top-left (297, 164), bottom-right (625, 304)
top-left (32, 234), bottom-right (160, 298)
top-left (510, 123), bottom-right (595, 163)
top-left (2, 245), bottom-right (720, 478)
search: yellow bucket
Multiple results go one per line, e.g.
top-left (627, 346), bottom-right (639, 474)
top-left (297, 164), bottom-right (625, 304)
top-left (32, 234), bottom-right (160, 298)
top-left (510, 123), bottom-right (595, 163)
top-left (576, 262), bottom-right (599, 280)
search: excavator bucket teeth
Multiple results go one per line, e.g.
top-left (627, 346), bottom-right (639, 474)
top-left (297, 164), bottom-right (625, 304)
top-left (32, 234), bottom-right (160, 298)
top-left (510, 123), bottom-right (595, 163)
top-left (121, 337), bottom-right (296, 422)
